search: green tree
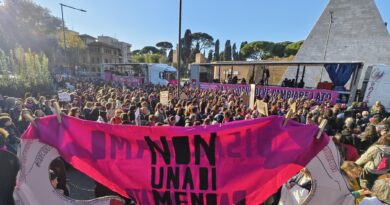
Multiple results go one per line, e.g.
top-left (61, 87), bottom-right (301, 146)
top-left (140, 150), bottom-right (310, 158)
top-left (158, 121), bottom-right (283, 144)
top-left (213, 39), bottom-right (220, 61)
top-left (241, 41), bottom-right (274, 60)
top-left (0, 47), bottom-right (54, 97)
top-left (285, 41), bottom-right (304, 56)
top-left (224, 40), bottom-right (232, 61)
top-left (57, 30), bottom-right (86, 67)
top-left (190, 42), bottom-right (200, 63)
top-left (232, 43), bottom-right (238, 61)
top-left (0, 0), bottom-right (62, 69)
top-left (57, 30), bottom-right (86, 49)
top-left (167, 49), bottom-right (173, 64)
top-left (144, 54), bottom-right (161, 63)
top-left (132, 54), bottom-right (145, 63)
top-left (140, 46), bottom-right (160, 54)
top-left (219, 51), bottom-right (224, 61)
top-left (180, 29), bottom-right (192, 76)
top-left (238, 41), bottom-right (248, 60)
top-left (131, 50), bottom-right (141, 55)
top-left (268, 41), bottom-right (293, 57)
top-left (0, 49), bottom-right (10, 71)
top-left (132, 53), bottom-right (161, 63)
top-left (269, 42), bottom-right (284, 57)
top-left (191, 32), bottom-right (214, 52)
top-left (156, 41), bottom-right (173, 54)
top-left (207, 50), bottom-right (213, 62)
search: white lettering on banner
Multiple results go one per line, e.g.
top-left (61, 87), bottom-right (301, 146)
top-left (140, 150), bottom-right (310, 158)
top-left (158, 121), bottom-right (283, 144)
top-left (199, 83), bottom-right (338, 104)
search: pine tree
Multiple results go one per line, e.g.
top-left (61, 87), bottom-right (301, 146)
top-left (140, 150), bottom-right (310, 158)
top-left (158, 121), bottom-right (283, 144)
top-left (213, 39), bottom-right (220, 61)
top-left (232, 43), bottom-right (238, 61)
top-left (207, 50), bottom-right (213, 62)
top-left (239, 41), bottom-right (248, 60)
top-left (224, 40), bottom-right (232, 61)
top-left (182, 29), bottom-right (192, 63)
top-left (190, 42), bottom-right (200, 63)
top-left (167, 49), bottom-right (173, 64)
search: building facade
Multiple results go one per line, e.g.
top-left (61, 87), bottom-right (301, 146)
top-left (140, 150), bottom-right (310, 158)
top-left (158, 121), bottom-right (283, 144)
top-left (78, 34), bottom-right (132, 73)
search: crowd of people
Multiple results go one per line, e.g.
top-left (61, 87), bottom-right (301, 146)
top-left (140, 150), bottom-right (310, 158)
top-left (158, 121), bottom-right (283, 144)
top-left (0, 79), bottom-right (390, 205)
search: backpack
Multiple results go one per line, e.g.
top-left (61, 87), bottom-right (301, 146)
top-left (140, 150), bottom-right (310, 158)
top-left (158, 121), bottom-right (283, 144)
top-left (374, 147), bottom-right (390, 172)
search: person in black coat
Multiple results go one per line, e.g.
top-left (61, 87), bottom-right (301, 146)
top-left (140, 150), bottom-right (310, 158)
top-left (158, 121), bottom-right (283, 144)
top-left (89, 103), bottom-right (101, 121)
top-left (0, 130), bottom-right (19, 205)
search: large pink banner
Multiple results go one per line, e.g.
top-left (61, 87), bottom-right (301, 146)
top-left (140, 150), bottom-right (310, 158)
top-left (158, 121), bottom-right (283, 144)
top-left (199, 83), bottom-right (339, 104)
top-left (22, 115), bottom-right (329, 204)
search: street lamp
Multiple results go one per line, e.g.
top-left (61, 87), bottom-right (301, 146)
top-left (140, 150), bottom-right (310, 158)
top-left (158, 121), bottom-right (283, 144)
top-left (176, 0), bottom-right (182, 97)
top-left (60, 3), bottom-right (86, 73)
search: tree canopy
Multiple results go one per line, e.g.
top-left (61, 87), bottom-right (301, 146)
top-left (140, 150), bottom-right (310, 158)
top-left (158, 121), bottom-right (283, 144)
top-left (57, 30), bottom-right (85, 49)
top-left (213, 39), bottom-right (220, 61)
top-left (191, 32), bottom-right (214, 51)
top-left (241, 41), bottom-right (274, 60)
top-left (285, 41), bottom-right (304, 56)
top-left (240, 41), bottom-right (303, 60)
top-left (224, 40), bottom-right (232, 61)
top-left (181, 29), bottom-right (192, 71)
top-left (140, 46), bottom-right (160, 54)
top-left (0, 0), bottom-right (62, 52)
top-left (156, 41), bottom-right (173, 53)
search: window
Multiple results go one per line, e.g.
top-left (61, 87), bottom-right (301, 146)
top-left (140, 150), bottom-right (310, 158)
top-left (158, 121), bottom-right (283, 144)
top-left (104, 49), bottom-right (111, 54)
top-left (223, 71), bottom-right (239, 75)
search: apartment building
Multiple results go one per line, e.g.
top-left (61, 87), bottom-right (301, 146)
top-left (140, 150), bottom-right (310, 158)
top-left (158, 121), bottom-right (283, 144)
top-left (78, 34), bottom-right (132, 72)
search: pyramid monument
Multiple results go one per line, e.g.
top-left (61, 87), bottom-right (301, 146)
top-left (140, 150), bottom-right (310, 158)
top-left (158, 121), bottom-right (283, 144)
top-left (283, 0), bottom-right (390, 88)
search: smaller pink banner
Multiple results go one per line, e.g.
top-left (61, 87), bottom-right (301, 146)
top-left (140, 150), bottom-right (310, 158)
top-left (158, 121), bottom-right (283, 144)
top-left (112, 75), bottom-right (143, 86)
top-left (199, 83), bottom-right (339, 104)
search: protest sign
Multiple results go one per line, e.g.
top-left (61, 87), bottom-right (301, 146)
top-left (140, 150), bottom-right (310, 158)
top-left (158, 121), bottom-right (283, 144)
top-left (240, 93), bottom-right (249, 107)
top-left (22, 115), bottom-right (328, 204)
top-left (180, 92), bottom-right (188, 100)
top-left (290, 102), bottom-right (297, 114)
top-left (256, 100), bottom-right (268, 116)
top-left (160, 91), bottom-right (169, 106)
top-left (249, 84), bottom-right (256, 109)
top-left (58, 92), bottom-right (71, 102)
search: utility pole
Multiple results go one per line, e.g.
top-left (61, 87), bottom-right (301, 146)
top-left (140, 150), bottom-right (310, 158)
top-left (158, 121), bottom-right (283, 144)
top-left (60, 3), bottom-right (86, 74)
top-left (176, 0), bottom-right (182, 97)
